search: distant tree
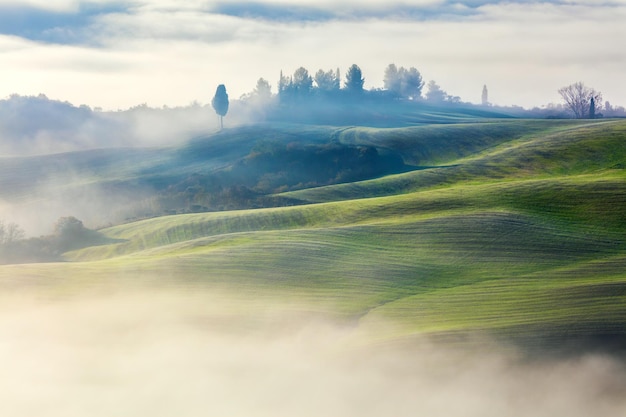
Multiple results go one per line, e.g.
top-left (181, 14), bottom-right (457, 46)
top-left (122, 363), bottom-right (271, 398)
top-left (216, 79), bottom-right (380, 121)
top-left (481, 85), bottom-right (489, 106)
top-left (558, 82), bottom-right (602, 119)
top-left (384, 65), bottom-right (424, 99)
top-left (603, 101), bottom-right (626, 117)
top-left (253, 78), bottom-right (272, 101)
top-left (0, 220), bottom-right (24, 245)
top-left (211, 84), bottom-right (229, 129)
top-left (54, 216), bottom-right (85, 238)
top-left (314, 69), bottom-right (340, 92)
top-left (278, 70), bottom-right (288, 93)
top-left (425, 80), bottom-right (447, 102)
top-left (52, 216), bottom-right (100, 252)
top-left (384, 64), bottom-right (402, 96)
top-left (401, 67), bottom-right (424, 100)
top-left (590, 96), bottom-right (596, 119)
top-left (344, 64), bottom-right (364, 93)
top-left (292, 67), bottom-right (313, 96)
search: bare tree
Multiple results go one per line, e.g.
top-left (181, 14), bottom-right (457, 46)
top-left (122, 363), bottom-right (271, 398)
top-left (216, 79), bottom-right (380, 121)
top-left (0, 221), bottom-right (25, 245)
top-left (558, 82), bottom-right (602, 119)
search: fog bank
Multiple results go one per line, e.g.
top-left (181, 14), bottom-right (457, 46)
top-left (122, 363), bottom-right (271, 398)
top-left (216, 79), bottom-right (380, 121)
top-left (0, 290), bottom-right (624, 417)
top-left (0, 95), bottom-right (258, 156)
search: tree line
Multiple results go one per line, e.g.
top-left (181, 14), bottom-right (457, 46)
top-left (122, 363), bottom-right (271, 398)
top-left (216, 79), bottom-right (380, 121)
top-left (211, 64), bottom-right (625, 125)
top-left (558, 82), bottom-right (607, 119)
top-left (212, 64), bottom-right (462, 120)
top-left (272, 63), bottom-right (461, 103)
top-left (0, 217), bottom-right (114, 264)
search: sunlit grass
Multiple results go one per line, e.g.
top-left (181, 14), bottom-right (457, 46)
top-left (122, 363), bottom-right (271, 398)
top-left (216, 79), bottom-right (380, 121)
top-left (2, 119), bottom-right (626, 346)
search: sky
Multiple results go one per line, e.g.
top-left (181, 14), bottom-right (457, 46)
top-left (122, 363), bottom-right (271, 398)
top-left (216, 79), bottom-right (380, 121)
top-left (0, 0), bottom-right (624, 110)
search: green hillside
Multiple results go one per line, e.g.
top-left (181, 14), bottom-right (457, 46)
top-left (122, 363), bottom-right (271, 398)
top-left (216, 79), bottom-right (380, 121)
top-left (1, 118), bottom-right (625, 351)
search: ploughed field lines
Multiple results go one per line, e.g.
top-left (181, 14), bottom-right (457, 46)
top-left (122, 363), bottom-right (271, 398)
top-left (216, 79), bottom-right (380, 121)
top-left (1, 119), bottom-right (625, 343)
top-left (283, 119), bottom-right (626, 203)
top-left (52, 200), bottom-right (626, 338)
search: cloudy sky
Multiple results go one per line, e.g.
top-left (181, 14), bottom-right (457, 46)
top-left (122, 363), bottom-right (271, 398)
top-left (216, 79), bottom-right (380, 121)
top-left (0, 0), bottom-right (624, 110)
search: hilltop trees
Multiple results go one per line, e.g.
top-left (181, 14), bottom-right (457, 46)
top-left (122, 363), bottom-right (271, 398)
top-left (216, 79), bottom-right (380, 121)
top-left (314, 68), bottom-right (340, 92)
top-left (558, 82), bottom-right (602, 119)
top-left (425, 80), bottom-right (460, 103)
top-left (384, 64), bottom-right (402, 95)
top-left (383, 64), bottom-right (424, 100)
top-left (278, 65), bottom-right (362, 100)
top-left (211, 84), bottom-right (229, 129)
top-left (345, 64), bottom-right (364, 93)
top-left (277, 68), bottom-right (314, 100)
top-left (402, 67), bottom-right (425, 100)
top-left (253, 78), bottom-right (272, 101)
top-left (276, 63), bottom-right (430, 101)
top-left (292, 67), bottom-right (313, 96)
top-left (425, 80), bottom-right (447, 102)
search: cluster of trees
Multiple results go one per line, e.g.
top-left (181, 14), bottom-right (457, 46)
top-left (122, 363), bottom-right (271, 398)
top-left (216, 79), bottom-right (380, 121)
top-left (276, 64), bottom-right (366, 99)
top-left (153, 141), bottom-right (409, 214)
top-left (0, 216), bottom-right (110, 264)
top-left (243, 63), bottom-right (459, 104)
top-left (246, 67), bottom-right (626, 119)
top-left (383, 64), bottom-right (424, 100)
top-left (556, 81), bottom-right (626, 119)
top-left (558, 82), bottom-right (603, 119)
top-left (212, 69), bottom-right (625, 127)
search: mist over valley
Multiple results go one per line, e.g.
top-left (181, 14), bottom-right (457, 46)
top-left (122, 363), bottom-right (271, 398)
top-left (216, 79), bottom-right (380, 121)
top-left (2, 1), bottom-right (626, 414)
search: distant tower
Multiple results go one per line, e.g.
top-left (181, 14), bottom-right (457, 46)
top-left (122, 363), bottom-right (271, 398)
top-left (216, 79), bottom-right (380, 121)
top-left (481, 84), bottom-right (489, 106)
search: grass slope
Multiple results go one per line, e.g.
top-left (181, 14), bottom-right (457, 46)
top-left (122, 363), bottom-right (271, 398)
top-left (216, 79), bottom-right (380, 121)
top-left (2, 119), bottom-right (625, 350)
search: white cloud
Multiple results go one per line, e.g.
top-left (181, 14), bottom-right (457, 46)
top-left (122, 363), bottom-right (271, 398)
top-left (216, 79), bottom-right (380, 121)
top-left (0, 0), bottom-right (80, 11)
top-left (0, 1), bottom-right (624, 109)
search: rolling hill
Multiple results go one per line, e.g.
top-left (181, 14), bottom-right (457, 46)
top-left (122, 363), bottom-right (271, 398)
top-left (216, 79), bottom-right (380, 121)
top-left (1, 118), bottom-right (625, 353)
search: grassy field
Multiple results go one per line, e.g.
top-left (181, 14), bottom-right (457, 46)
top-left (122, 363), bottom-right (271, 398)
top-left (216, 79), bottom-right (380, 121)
top-left (1, 118), bottom-right (625, 351)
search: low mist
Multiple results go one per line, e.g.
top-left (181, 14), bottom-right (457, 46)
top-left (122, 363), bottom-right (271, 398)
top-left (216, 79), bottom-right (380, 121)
top-left (0, 288), bottom-right (624, 417)
top-left (0, 95), bottom-right (261, 156)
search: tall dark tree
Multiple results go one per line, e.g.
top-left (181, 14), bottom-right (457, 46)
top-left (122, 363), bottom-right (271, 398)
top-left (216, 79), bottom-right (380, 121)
top-left (590, 96), bottom-right (596, 119)
top-left (481, 84), bottom-right (489, 106)
top-left (344, 64), bottom-right (364, 93)
top-left (211, 84), bottom-right (229, 129)
top-left (278, 70), bottom-right (290, 95)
